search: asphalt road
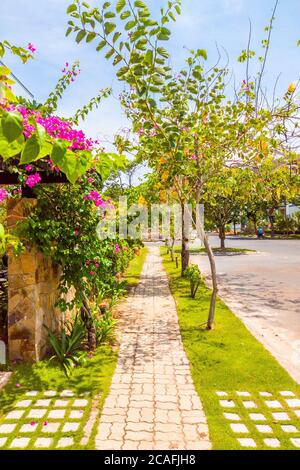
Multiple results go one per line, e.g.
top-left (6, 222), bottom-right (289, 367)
top-left (192, 235), bottom-right (300, 383)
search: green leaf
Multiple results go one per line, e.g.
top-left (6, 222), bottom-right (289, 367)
top-left (20, 134), bottom-right (41, 164)
top-left (120, 10), bottom-right (131, 19)
top-left (96, 40), bottom-right (107, 51)
top-left (103, 2), bottom-right (111, 9)
top-left (0, 65), bottom-right (10, 76)
top-left (1, 112), bottom-right (23, 143)
top-left (125, 20), bottom-right (136, 30)
top-left (116, 0), bottom-right (126, 13)
top-left (86, 31), bottom-right (96, 42)
top-left (197, 49), bottom-right (207, 60)
top-left (66, 4), bottom-right (77, 14)
top-left (157, 47), bottom-right (169, 58)
top-left (51, 141), bottom-right (67, 167)
top-left (104, 22), bottom-right (116, 34)
top-left (104, 11), bottom-right (116, 18)
top-left (66, 26), bottom-right (72, 37)
top-left (76, 30), bottom-right (87, 43)
top-left (113, 32), bottom-right (121, 43)
top-left (134, 0), bottom-right (147, 8)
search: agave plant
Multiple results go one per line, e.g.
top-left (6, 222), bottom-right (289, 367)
top-left (44, 314), bottom-right (86, 377)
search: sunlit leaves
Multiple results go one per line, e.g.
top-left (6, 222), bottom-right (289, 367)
top-left (116, 0), bottom-right (126, 13)
top-left (1, 112), bottom-right (23, 142)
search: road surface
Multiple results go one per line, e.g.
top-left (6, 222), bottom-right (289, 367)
top-left (192, 236), bottom-right (300, 383)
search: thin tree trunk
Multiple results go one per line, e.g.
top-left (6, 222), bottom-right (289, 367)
top-left (81, 296), bottom-right (96, 351)
top-left (181, 203), bottom-right (189, 276)
top-left (219, 224), bottom-right (226, 249)
top-left (170, 236), bottom-right (175, 261)
top-left (269, 208), bottom-right (275, 238)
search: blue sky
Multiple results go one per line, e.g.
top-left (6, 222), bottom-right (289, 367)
top-left (1, 0), bottom-right (299, 149)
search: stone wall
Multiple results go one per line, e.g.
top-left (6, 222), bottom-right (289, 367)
top-left (6, 198), bottom-right (75, 362)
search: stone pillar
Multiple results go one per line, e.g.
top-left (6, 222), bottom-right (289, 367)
top-left (6, 198), bottom-right (62, 362)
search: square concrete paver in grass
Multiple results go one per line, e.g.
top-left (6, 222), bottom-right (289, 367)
top-left (42, 422), bottom-right (60, 433)
top-left (54, 400), bottom-right (69, 408)
top-left (73, 399), bottom-right (88, 407)
top-left (5, 410), bottom-right (25, 420)
top-left (27, 409), bottom-right (47, 419)
top-left (272, 412), bottom-right (290, 421)
top-left (220, 400), bottom-right (235, 408)
top-left (281, 425), bottom-right (298, 433)
top-left (62, 422), bottom-right (80, 432)
top-left (34, 399), bottom-right (51, 407)
top-left (20, 423), bottom-right (38, 433)
top-left (260, 392), bottom-right (272, 397)
top-left (238, 438), bottom-right (256, 448)
top-left (44, 391), bottom-right (57, 397)
top-left (0, 423), bottom-right (16, 434)
top-left (34, 437), bottom-right (52, 448)
top-left (0, 437), bottom-right (7, 448)
top-left (25, 391), bottom-right (38, 397)
top-left (48, 409), bottom-right (66, 419)
top-left (236, 392), bottom-right (251, 397)
top-left (291, 438), bottom-right (300, 448)
top-left (230, 423), bottom-right (249, 433)
top-left (69, 410), bottom-right (84, 419)
top-left (256, 425), bottom-right (273, 434)
top-left (280, 391), bottom-right (295, 397)
top-left (242, 401), bottom-right (257, 409)
top-left (249, 413), bottom-right (266, 421)
top-left (265, 400), bottom-right (283, 409)
top-left (264, 438), bottom-right (280, 448)
top-left (285, 399), bottom-right (300, 408)
top-left (224, 413), bottom-right (241, 421)
top-left (15, 400), bottom-right (32, 408)
top-left (57, 437), bottom-right (74, 448)
top-left (10, 437), bottom-right (30, 449)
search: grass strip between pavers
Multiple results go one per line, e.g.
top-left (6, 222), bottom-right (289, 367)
top-left (161, 247), bottom-right (300, 450)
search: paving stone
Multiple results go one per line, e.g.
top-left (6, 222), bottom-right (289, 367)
top-left (69, 410), bottom-right (84, 419)
top-left (5, 410), bottom-right (25, 420)
top-left (10, 437), bottom-right (30, 448)
top-left (48, 409), bottom-right (66, 419)
top-left (272, 412), bottom-right (290, 421)
top-left (220, 400), bottom-right (235, 408)
top-left (61, 390), bottom-right (74, 397)
top-left (28, 409), bottom-right (47, 418)
top-left (34, 438), bottom-right (52, 448)
top-left (0, 423), bottom-right (16, 434)
top-left (290, 438), bottom-right (300, 448)
top-left (20, 423), bottom-right (38, 433)
top-left (57, 437), bottom-right (74, 448)
top-left (223, 413), bottom-right (241, 421)
top-left (238, 438), bottom-right (256, 448)
top-left (242, 401), bottom-right (257, 409)
top-left (25, 391), bottom-right (38, 396)
top-left (0, 437), bottom-right (7, 448)
top-left (236, 392), bottom-right (251, 397)
top-left (249, 413), bottom-right (266, 421)
top-left (265, 400), bottom-right (283, 409)
top-left (54, 400), bottom-right (69, 407)
top-left (279, 391), bottom-right (295, 397)
top-left (256, 425), bottom-right (273, 433)
top-left (62, 422), bottom-right (80, 432)
top-left (230, 423), bottom-right (249, 433)
top-left (216, 391), bottom-right (228, 396)
top-left (44, 391), bottom-right (57, 397)
top-left (73, 399), bottom-right (88, 407)
top-left (42, 422), bottom-right (60, 433)
top-left (264, 438), bottom-right (280, 448)
top-left (34, 399), bottom-right (51, 407)
top-left (95, 247), bottom-right (211, 450)
top-left (281, 425), bottom-right (298, 433)
top-left (285, 399), bottom-right (300, 408)
top-left (15, 400), bottom-right (32, 408)
top-left (260, 392), bottom-right (272, 397)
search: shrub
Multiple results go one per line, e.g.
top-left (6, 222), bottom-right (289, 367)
top-left (184, 264), bottom-right (203, 299)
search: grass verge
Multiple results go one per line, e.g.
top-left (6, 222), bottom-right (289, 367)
top-left (161, 248), bottom-right (300, 450)
top-left (0, 248), bottom-right (148, 450)
top-left (174, 246), bottom-right (256, 254)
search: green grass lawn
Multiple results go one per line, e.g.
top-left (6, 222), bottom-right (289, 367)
top-left (0, 248), bottom-right (148, 450)
top-left (174, 246), bottom-right (256, 254)
top-left (161, 248), bottom-right (300, 450)
top-left (123, 246), bottom-right (148, 289)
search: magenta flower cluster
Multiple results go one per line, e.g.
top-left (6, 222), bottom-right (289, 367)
top-left (84, 190), bottom-right (114, 209)
top-left (26, 173), bottom-right (42, 188)
top-left (0, 188), bottom-right (8, 202)
top-left (61, 62), bottom-right (81, 83)
top-left (27, 43), bottom-right (36, 53)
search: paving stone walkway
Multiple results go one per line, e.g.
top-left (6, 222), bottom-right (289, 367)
top-left (96, 246), bottom-right (211, 450)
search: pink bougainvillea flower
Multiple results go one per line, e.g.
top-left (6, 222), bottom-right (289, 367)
top-left (138, 127), bottom-right (145, 136)
top-left (89, 271), bottom-right (95, 276)
top-left (87, 177), bottom-right (94, 183)
top-left (30, 421), bottom-right (36, 426)
top-left (0, 188), bottom-right (8, 202)
top-left (15, 383), bottom-right (20, 388)
top-left (42, 421), bottom-right (48, 426)
top-left (27, 43), bottom-right (36, 53)
top-left (191, 154), bottom-right (198, 160)
top-left (114, 244), bottom-right (120, 253)
top-left (26, 173), bottom-right (41, 188)
top-left (25, 164), bottom-right (32, 172)
top-left (149, 129), bottom-right (157, 137)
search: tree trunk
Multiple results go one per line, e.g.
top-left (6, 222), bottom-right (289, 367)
top-left (170, 236), bottom-right (175, 262)
top-left (181, 203), bottom-right (189, 276)
top-left (81, 296), bottom-right (96, 351)
top-left (219, 224), bottom-right (226, 249)
top-left (233, 221), bottom-right (236, 235)
top-left (268, 209), bottom-right (275, 238)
